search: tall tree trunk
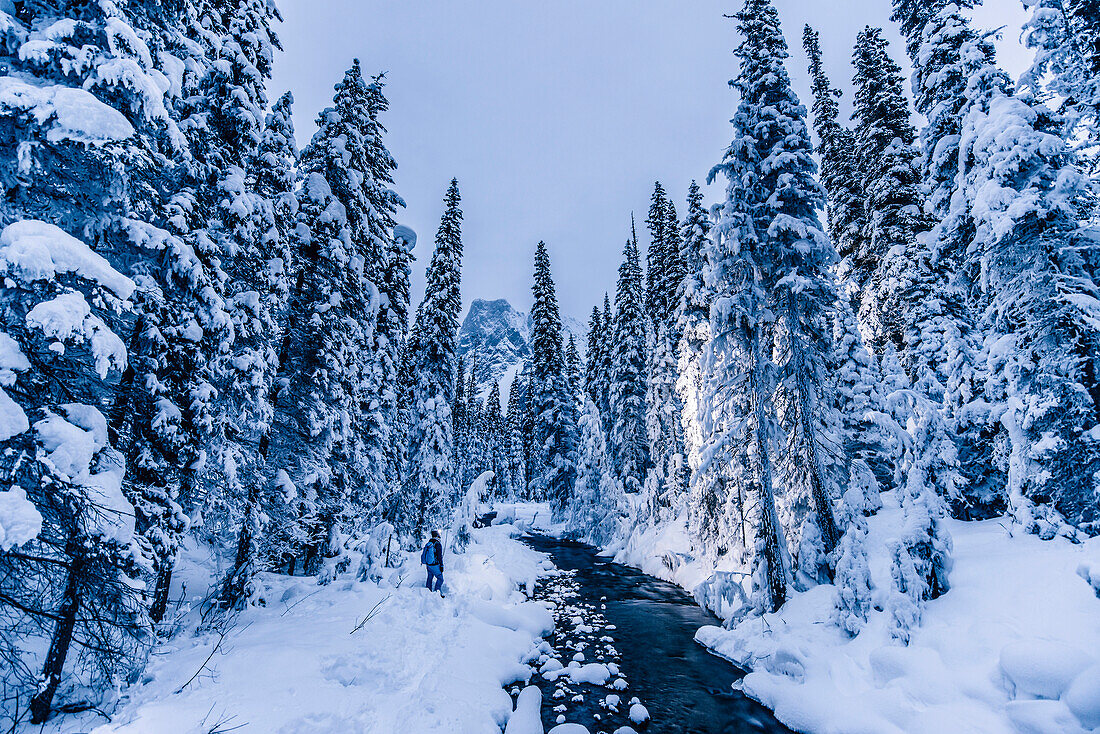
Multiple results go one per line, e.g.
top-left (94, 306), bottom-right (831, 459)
top-left (749, 328), bottom-right (787, 613)
top-left (30, 550), bottom-right (84, 724)
top-left (149, 564), bottom-right (173, 623)
top-left (797, 369), bottom-right (841, 557)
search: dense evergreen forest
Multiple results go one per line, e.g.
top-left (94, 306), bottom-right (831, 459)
top-left (0, 0), bottom-right (1097, 728)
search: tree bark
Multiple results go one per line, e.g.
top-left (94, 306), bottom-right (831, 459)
top-left (30, 551), bottom-right (84, 724)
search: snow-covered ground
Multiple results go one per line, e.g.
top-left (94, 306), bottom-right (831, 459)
top-left (603, 493), bottom-right (1100, 734)
top-left (33, 519), bottom-right (558, 734)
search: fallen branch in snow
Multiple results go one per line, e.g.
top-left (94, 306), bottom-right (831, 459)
top-left (279, 588), bottom-right (322, 617)
top-left (350, 595), bottom-right (392, 635)
top-left (198, 704), bottom-right (247, 734)
top-left (174, 620), bottom-right (249, 694)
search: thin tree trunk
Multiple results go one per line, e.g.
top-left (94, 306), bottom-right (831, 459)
top-left (30, 551), bottom-right (83, 724)
top-left (749, 328), bottom-right (787, 613)
top-left (150, 564), bottom-right (173, 623)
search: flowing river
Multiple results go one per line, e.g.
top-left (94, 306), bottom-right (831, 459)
top-left (521, 535), bottom-right (794, 734)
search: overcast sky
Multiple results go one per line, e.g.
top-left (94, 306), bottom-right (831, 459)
top-left (270, 0), bottom-right (1031, 324)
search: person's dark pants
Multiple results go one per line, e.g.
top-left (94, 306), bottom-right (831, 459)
top-left (426, 564), bottom-right (443, 592)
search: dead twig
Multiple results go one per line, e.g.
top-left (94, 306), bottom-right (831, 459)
top-left (350, 594), bottom-right (392, 635)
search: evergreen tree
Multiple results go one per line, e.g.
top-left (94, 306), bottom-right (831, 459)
top-left (675, 182), bottom-right (719, 549)
top-left (484, 382), bottom-right (507, 499)
top-left (599, 293), bottom-right (615, 434)
top-left (850, 26), bottom-right (927, 355)
top-left (661, 199), bottom-right (685, 328)
top-left (609, 236), bottom-right (649, 492)
top-left (565, 333), bottom-right (581, 402)
top-left (703, 0), bottom-right (843, 608)
top-left (358, 74), bottom-right (407, 525)
top-left (803, 25), bottom-right (868, 299)
top-left (567, 399), bottom-right (626, 546)
top-left (887, 0), bottom-right (1005, 518)
top-left (584, 305), bottom-right (603, 406)
top-left (529, 241), bottom-right (576, 515)
top-left (645, 182), bottom-right (670, 322)
top-left (830, 298), bottom-right (896, 491)
top-left (833, 469), bottom-right (875, 636)
top-left (220, 89), bottom-right (299, 608)
top-left (505, 376), bottom-right (528, 497)
top-left (1021, 0), bottom-right (1100, 168)
top-left (0, 1), bottom-right (193, 718)
top-left (404, 180), bottom-right (464, 534)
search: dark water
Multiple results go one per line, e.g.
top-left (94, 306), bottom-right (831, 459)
top-left (522, 535), bottom-right (794, 734)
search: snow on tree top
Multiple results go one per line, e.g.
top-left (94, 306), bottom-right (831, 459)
top-left (0, 220), bottom-right (136, 299)
top-left (0, 75), bottom-right (134, 145)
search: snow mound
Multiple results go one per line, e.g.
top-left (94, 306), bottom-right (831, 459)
top-left (0, 486), bottom-right (41, 550)
top-left (693, 493), bottom-right (1100, 734)
top-left (0, 75), bottom-right (134, 144)
top-left (547, 724), bottom-right (590, 734)
top-left (505, 686), bottom-right (542, 734)
top-left (0, 219), bottom-right (136, 298)
top-left (999, 640), bottom-right (1094, 699)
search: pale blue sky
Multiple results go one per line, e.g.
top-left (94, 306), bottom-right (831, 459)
top-left (270, 0), bottom-right (1030, 323)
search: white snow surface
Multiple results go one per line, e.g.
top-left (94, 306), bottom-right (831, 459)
top-left (689, 492), bottom-right (1100, 734)
top-left (0, 220), bottom-right (136, 298)
top-left (0, 486), bottom-right (41, 550)
top-left (0, 385), bottom-right (28, 441)
top-left (0, 75), bottom-right (134, 145)
top-left (56, 523), bottom-right (558, 734)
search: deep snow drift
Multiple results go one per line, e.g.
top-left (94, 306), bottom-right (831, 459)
top-left (31, 520), bottom-right (557, 734)
top-left (606, 493), bottom-right (1100, 734)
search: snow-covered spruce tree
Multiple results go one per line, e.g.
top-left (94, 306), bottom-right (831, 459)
top-left (452, 353), bottom-right (468, 484)
top-left (662, 198), bottom-right (684, 324)
top-left (885, 1), bottom-right (1004, 519)
top-left (530, 241), bottom-right (577, 516)
top-left (565, 333), bottom-right (581, 404)
top-left (358, 73), bottom-right (408, 528)
top-left (0, 0), bottom-right (203, 718)
top-left (584, 304), bottom-right (604, 407)
top-left (830, 296), bottom-right (896, 491)
top-left (380, 224), bottom-right (415, 496)
top-left (737, 0), bottom-right (844, 584)
top-left (568, 399), bottom-right (626, 546)
top-left (0, 224), bottom-right (145, 722)
top-left (505, 377), bottom-right (528, 497)
top-left (884, 389), bottom-right (954, 644)
top-left (609, 236), bottom-right (649, 493)
top-left (645, 182), bottom-right (671, 324)
top-left (701, 0), bottom-right (818, 612)
top-left (184, 0), bottom-right (292, 605)
top-left (404, 179), bottom-right (463, 534)
top-left (674, 182), bottom-right (719, 548)
top-left (705, 0), bottom-right (846, 601)
top-left (957, 59), bottom-right (1100, 533)
top-left (833, 466), bottom-right (875, 636)
top-left (849, 26), bottom-right (927, 356)
top-left (598, 292), bottom-right (614, 436)
top-left (642, 318), bottom-right (687, 523)
top-left (265, 61), bottom-right (381, 578)
top-left (802, 25), bottom-right (869, 302)
top-left (220, 91), bottom-right (299, 609)
top-left (1021, 0), bottom-right (1100, 168)
top-left (264, 169), bottom-right (352, 576)
top-left (484, 382), bottom-right (507, 499)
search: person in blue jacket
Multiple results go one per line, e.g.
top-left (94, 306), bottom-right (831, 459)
top-left (421, 530), bottom-right (445, 597)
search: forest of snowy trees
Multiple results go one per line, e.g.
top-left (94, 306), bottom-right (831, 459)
top-left (0, 0), bottom-right (1098, 727)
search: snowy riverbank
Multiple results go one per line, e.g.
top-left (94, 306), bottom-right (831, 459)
top-left (602, 494), bottom-right (1100, 734)
top-left (32, 521), bottom-right (556, 734)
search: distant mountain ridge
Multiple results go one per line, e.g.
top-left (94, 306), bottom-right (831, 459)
top-left (457, 298), bottom-right (585, 401)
